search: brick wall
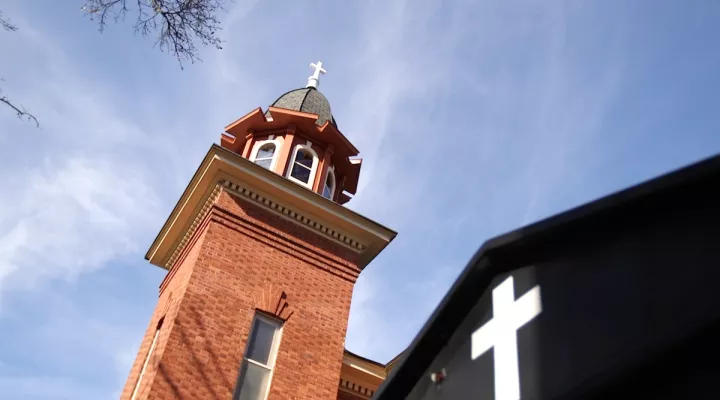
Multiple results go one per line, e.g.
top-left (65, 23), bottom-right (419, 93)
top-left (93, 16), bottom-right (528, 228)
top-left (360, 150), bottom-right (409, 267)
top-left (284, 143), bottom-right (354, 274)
top-left (121, 188), bottom-right (362, 399)
top-left (119, 220), bottom-right (210, 400)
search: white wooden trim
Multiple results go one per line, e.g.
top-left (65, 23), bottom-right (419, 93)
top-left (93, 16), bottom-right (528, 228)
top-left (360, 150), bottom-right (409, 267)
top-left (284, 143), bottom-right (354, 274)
top-left (343, 360), bottom-right (386, 380)
top-left (130, 326), bottom-right (161, 400)
top-left (254, 313), bottom-right (283, 369)
top-left (245, 358), bottom-right (272, 370)
top-left (249, 137), bottom-right (284, 172)
top-left (286, 144), bottom-right (319, 189)
top-left (234, 313), bottom-right (284, 400)
top-left (258, 313), bottom-right (283, 400)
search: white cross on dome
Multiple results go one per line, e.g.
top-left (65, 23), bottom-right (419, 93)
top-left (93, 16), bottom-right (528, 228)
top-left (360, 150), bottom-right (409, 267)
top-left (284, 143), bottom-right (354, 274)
top-left (306, 61), bottom-right (326, 89)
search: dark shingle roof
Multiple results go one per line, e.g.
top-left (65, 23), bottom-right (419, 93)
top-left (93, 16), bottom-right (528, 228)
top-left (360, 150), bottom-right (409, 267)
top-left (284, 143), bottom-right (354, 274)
top-left (266, 87), bottom-right (337, 127)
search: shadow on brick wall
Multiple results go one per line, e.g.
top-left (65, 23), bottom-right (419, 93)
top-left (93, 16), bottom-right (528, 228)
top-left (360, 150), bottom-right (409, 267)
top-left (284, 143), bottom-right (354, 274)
top-left (155, 303), bottom-right (238, 399)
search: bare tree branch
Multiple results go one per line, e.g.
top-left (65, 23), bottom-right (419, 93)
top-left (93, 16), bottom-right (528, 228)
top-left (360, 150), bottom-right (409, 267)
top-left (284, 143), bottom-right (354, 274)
top-left (0, 94), bottom-right (39, 127)
top-left (1, 10), bottom-right (39, 127)
top-left (1, 11), bottom-right (17, 31)
top-left (82, 0), bottom-right (229, 67)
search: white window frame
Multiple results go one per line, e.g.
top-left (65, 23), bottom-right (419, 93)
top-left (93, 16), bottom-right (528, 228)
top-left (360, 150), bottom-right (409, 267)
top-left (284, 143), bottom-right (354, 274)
top-left (249, 136), bottom-right (283, 172)
top-left (233, 313), bottom-right (284, 400)
top-left (322, 165), bottom-right (336, 200)
top-left (130, 318), bottom-right (164, 400)
top-left (286, 144), bottom-right (319, 189)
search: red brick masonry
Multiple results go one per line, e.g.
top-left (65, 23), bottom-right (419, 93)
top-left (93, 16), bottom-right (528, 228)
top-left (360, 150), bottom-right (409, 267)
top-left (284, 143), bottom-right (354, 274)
top-left (121, 189), bottom-right (362, 399)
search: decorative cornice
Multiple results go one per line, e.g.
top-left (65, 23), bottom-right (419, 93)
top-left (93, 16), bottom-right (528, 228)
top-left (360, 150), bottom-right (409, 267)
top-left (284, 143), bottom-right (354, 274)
top-left (147, 144), bottom-right (396, 271)
top-left (339, 378), bottom-right (375, 398)
top-left (162, 177), bottom-right (369, 270)
top-left (220, 179), bottom-right (368, 252)
top-left (164, 184), bottom-right (222, 269)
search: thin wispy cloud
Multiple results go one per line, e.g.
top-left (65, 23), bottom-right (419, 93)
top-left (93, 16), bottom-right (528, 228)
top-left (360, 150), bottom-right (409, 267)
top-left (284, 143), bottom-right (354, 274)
top-left (0, 157), bottom-right (157, 290)
top-left (0, 12), bottom-right (169, 396)
top-left (2, 0), bottom-right (720, 398)
top-left (344, 1), bottom-right (628, 361)
top-left (0, 24), bottom-right (166, 299)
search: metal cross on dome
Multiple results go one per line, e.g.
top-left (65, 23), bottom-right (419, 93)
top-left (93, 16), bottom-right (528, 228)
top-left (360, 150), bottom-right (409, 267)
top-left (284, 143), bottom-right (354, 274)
top-left (306, 61), bottom-right (327, 89)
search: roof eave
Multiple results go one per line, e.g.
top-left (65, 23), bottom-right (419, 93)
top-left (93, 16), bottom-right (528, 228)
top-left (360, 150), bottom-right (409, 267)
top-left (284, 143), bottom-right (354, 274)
top-left (146, 144), bottom-right (397, 271)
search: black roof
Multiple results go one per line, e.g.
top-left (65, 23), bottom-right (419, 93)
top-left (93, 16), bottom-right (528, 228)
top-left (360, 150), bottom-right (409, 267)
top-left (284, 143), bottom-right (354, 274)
top-left (266, 87), bottom-right (337, 128)
top-left (373, 153), bottom-right (720, 399)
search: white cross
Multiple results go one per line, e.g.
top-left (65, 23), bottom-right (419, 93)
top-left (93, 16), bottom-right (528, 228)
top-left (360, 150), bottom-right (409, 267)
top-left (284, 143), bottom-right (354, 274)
top-left (306, 61), bottom-right (326, 89)
top-left (471, 276), bottom-right (542, 400)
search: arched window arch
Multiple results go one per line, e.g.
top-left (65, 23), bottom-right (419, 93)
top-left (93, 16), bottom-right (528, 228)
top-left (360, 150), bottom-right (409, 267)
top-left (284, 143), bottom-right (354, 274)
top-left (322, 166), bottom-right (336, 200)
top-left (250, 137), bottom-right (283, 171)
top-left (286, 144), bottom-right (319, 188)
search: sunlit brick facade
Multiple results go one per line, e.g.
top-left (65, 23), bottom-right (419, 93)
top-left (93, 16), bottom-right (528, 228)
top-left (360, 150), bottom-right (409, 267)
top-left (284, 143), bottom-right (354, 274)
top-left (121, 64), bottom-right (400, 400)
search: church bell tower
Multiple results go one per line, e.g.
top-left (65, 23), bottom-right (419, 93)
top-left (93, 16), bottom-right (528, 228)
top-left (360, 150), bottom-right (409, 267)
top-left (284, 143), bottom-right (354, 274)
top-left (120, 62), bottom-right (396, 400)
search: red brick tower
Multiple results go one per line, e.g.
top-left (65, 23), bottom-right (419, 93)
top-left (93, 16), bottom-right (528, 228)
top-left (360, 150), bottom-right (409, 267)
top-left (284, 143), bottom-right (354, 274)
top-left (121, 62), bottom-right (396, 400)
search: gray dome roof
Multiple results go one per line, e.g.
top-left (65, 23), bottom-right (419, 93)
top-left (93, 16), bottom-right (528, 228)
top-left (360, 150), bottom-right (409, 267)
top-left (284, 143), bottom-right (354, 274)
top-left (267, 87), bottom-right (337, 127)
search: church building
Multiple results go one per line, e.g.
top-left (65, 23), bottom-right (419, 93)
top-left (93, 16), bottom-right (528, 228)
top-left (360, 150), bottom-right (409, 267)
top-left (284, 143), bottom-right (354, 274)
top-left (120, 62), bottom-right (402, 400)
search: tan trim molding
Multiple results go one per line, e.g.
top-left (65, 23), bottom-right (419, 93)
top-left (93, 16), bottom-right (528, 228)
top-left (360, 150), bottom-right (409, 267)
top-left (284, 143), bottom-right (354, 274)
top-left (164, 184), bottom-right (222, 270)
top-left (343, 358), bottom-right (386, 380)
top-left (146, 144), bottom-right (396, 270)
top-left (339, 378), bottom-right (375, 398)
top-left (221, 180), bottom-right (367, 252)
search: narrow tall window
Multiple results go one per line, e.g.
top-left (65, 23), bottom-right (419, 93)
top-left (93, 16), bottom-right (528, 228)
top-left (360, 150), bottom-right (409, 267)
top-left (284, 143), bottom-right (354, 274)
top-left (131, 317), bottom-right (164, 400)
top-left (233, 314), bottom-right (283, 400)
top-left (322, 167), bottom-right (336, 200)
top-left (287, 145), bottom-right (318, 188)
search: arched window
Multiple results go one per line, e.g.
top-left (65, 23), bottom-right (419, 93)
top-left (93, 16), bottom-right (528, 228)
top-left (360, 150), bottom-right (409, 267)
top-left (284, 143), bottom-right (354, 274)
top-left (287, 145), bottom-right (318, 188)
top-left (250, 138), bottom-right (282, 171)
top-left (322, 167), bottom-right (336, 200)
top-left (253, 143), bottom-right (276, 169)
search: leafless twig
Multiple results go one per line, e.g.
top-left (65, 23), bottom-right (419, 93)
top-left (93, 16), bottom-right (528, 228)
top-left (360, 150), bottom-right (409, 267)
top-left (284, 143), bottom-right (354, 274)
top-left (82, 0), bottom-right (228, 67)
top-left (0, 94), bottom-right (39, 127)
top-left (1, 11), bottom-right (17, 31)
top-left (1, 11), bottom-right (39, 126)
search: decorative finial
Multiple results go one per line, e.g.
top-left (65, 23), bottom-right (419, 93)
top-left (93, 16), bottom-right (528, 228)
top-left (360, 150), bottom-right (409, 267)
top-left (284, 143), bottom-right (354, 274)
top-left (307, 61), bottom-right (326, 89)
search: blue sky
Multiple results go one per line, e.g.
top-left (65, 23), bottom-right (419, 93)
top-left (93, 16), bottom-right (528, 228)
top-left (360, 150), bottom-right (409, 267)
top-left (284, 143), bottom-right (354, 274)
top-left (1, 0), bottom-right (720, 398)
